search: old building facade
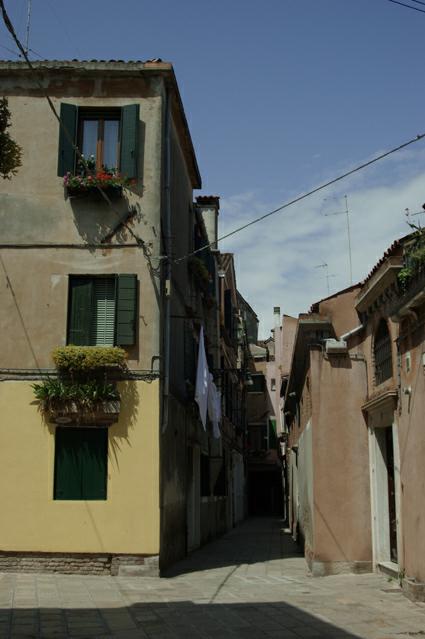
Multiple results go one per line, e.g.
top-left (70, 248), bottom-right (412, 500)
top-left (0, 60), bottom-right (248, 575)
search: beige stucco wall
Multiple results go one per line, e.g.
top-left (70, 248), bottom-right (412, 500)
top-left (0, 380), bottom-right (160, 554)
top-left (0, 78), bottom-right (164, 370)
top-left (311, 347), bottom-right (372, 570)
top-left (398, 317), bottom-right (425, 584)
top-left (317, 287), bottom-right (361, 338)
top-left (0, 247), bottom-right (159, 370)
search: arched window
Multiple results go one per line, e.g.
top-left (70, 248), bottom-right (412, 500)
top-left (374, 320), bottom-right (392, 385)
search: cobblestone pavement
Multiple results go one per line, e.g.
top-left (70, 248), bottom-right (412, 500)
top-left (1, 518), bottom-right (425, 638)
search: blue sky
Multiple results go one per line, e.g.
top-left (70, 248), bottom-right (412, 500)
top-left (2, 0), bottom-right (425, 334)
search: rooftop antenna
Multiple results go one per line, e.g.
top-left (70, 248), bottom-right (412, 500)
top-left (314, 262), bottom-right (336, 296)
top-left (323, 194), bottom-right (353, 286)
top-left (406, 205), bottom-right (425, 221)
top-left (25, 0), bottom-right (32, 55)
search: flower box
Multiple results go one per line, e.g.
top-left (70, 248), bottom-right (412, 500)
top-left (63, 167), bottom-right (133, 199)
top-left (66, 184), bottom-right (123, 198)
top-left (47, 400), bottom-right (121, 427)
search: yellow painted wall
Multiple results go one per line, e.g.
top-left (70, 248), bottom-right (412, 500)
top-left (0, 380), bottom-right (160, 555)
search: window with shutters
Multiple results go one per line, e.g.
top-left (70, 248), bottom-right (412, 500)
top-left (57, 103), bottom-right (139, 178)
top-left (374, 319), bottom-right (393, 385)
top-left (54, 427), bottom-right (108, 500)
top-left (67, 274), bottom-right (137, 346)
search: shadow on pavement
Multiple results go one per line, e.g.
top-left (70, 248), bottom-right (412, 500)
top-left (0, 600), bottom-right (363, 638)
top-left (164, 517), bottom-right (304, 578)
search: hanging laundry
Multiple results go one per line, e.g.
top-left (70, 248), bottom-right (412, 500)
top-left (208, 373), bottom-right (222, 439)
top-left (195, 326), bottom-right (209, 430)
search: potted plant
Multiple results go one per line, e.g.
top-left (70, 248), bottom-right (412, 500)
top-left (32, 346), bottom-right (127, 426)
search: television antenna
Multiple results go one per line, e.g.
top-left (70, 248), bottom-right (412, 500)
top-left (25, 0), bottom-right (32, 55)
top-left (405, 206), bottom-right (425, 222)
top-left (315, 262), bottom-right (336, 296)
top-left (323, 194), bottom-right (353, 285)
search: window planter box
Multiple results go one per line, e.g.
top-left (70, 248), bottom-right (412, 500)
top-left (65, 184), bottom-right (123, 199)
top-left (47, 400), bottom-right (121, 427)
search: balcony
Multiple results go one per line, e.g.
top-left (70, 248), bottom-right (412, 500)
top-left (356, 256), bottom-right (402, 313)
top-left (389, 266), bottom-right (425, 322)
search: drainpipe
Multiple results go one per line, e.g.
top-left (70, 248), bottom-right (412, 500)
top-left (339, 324), bottom-right (365, 341)
top-left (161, 87), bottom-right (172, 434)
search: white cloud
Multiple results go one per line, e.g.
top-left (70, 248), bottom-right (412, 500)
top-left (218, 147), bottom-right (425, 338)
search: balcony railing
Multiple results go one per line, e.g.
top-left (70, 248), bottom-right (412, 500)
top-left (388, 267), bottom-right (425, 321)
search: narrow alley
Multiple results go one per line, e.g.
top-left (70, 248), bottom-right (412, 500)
top-left (1, 518), bottom-right (425, 639)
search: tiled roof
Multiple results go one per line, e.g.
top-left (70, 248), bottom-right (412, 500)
top-left (0, 60), bottom-right (172, 75)
top-left (361, 234), bottom-right (410, 285)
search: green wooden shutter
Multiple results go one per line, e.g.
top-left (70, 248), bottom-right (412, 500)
top-left (120, 104), bottom-right (139, 178)
top-left (90, 277), bottom-right (116, 346)
top-left (68, 277), bottom-right (93, 345)
top-left (115, 274), bottom-right (137, 345)
top-left (54, 428), bottom-right (107, 500)
top-left (81, 429), bottom-right (108, 500)
top-left (54, 428), bottom-right (83, 499)
top-left (57, 103), bottom-right (77, 177)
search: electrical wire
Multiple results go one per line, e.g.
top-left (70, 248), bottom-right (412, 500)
top-left (174, 132), bottom-right (425, 263)
top-left (384, 0), bottom-right (425, 14)
top-left (0, 42), bottom-right (18, 57)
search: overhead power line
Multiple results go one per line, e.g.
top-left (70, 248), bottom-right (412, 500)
top-left (175, 131), bottom-right (425, 263)
top-left (385, 0), bottom-right (425, 14)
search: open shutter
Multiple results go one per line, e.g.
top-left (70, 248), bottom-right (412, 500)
top-left (57, 103), bottom-right (77, 177)
top-left (115, 274), bottom-right (137, 345)
top-left (68, 277), bottom-right (93, 345)
top-left (120, 104), bottom-right (139, 179)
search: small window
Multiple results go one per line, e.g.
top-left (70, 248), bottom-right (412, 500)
top-left (270, 378), bottom-right (276, 391)
top-left (54, 427), bottom-right (108, 500)
top-left (374, 319), bottom-right (392, 385)
top-left (68, 274), bottom-right (137, 346)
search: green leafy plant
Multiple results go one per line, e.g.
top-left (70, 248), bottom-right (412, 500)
top-left (32, 378), bottom-right (119, 410)
top-left (52, 345), bottom-right (127, 372)
top-left (397, 266), bottom-right (414, 292)
top-left (0, 97), bottom-right (22, 179)
top-left (397, 223), bottom-right (425, 291)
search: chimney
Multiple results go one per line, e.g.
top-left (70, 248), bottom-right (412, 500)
top-left (195, 196), bottom-right (220, 251)
top-left (273, 306), bottom-right (281, 330)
